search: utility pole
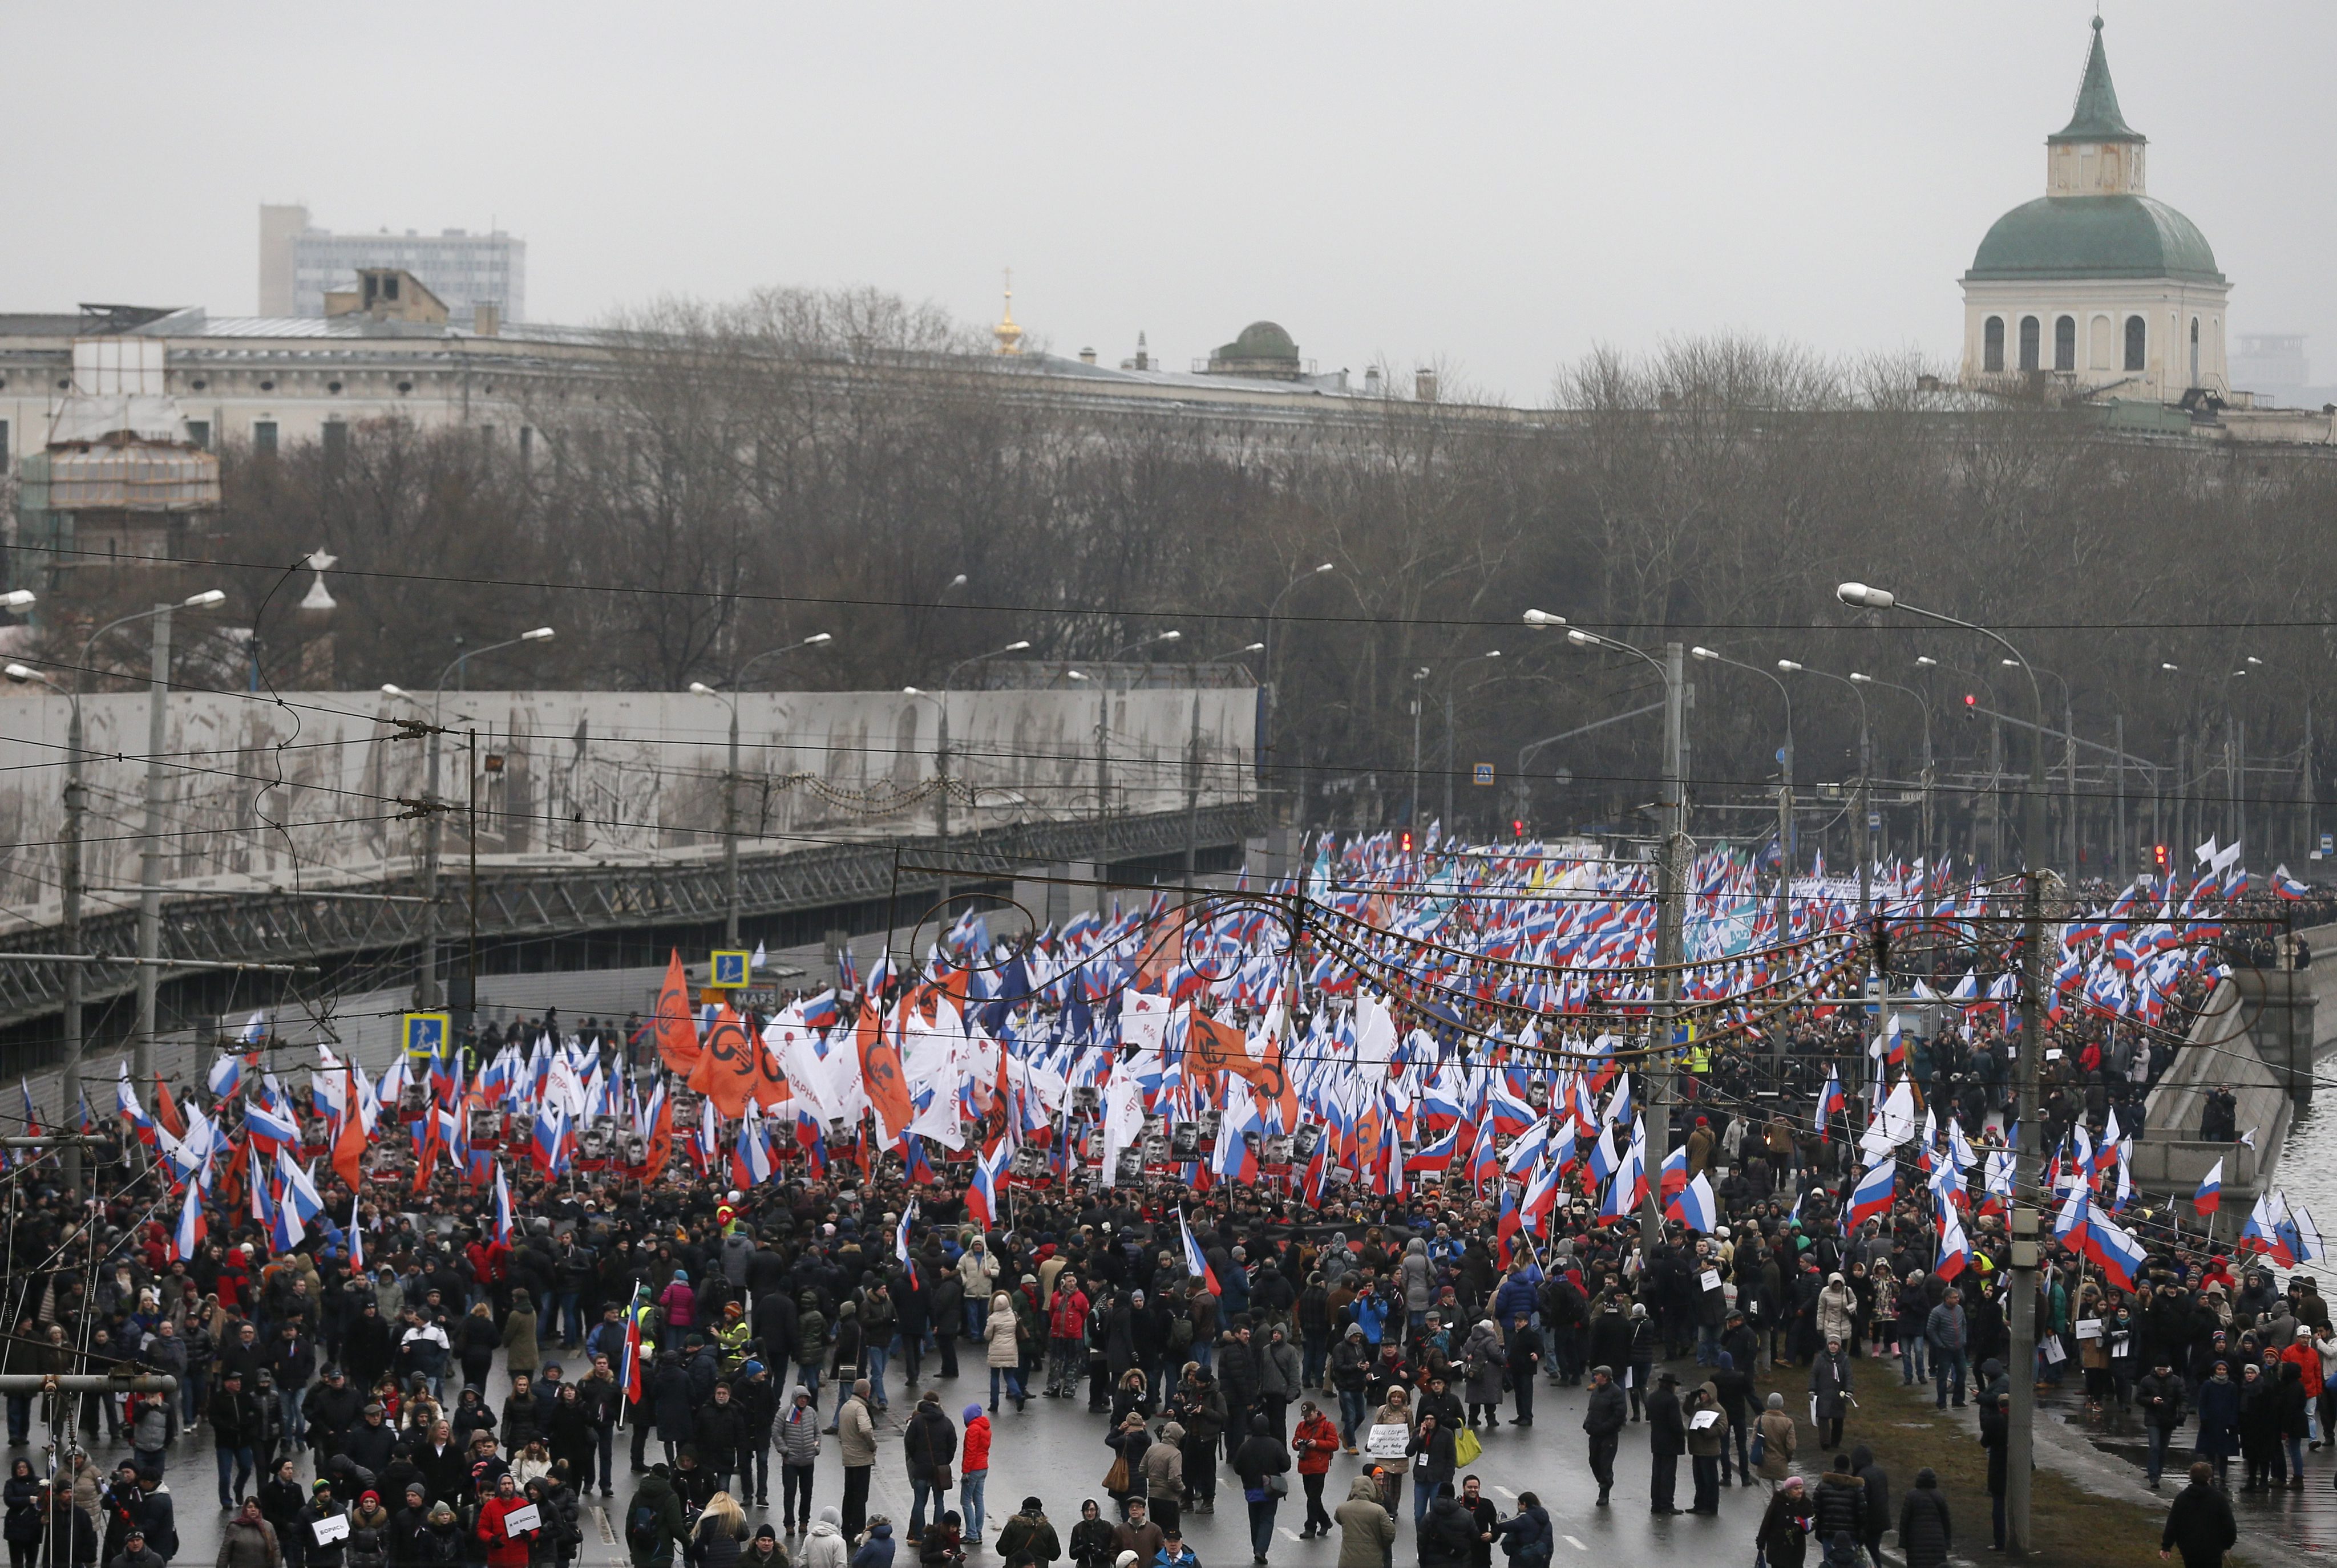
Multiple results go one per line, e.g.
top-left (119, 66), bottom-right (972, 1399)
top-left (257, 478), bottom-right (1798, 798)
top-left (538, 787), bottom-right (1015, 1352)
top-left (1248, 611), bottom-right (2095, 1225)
top-left (419, 731), bottom-right (443, 1008)
top-left (1183, 689), bottom-right (1201, 889)
top-left (1833, 582), bottom-right (2048, 1555)
top-left (2114, 714), bottom-right (2128, 873)
top-left (722, 700), bottom-right (742, 946)
top-left (1643, 641), bottom-right (1687, 1241)
top-left (936, 700), bottom-right (953, 919)
top-left (134, 606), bottom-right (171, 1086)
top-left (1777, 730), bottom-right (1794, 947)
top-left (60, 711), bottom-right (85, 1203)
top-left (1408, 668), bottom-right (1426, 831)
top-left (466, 730), bottom-right (481, 1031)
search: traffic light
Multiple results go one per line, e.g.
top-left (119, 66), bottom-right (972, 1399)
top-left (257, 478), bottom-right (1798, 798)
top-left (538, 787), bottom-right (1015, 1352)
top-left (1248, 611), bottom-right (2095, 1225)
top-left (1962, 693), bottom-right (1978, 720)
top-left (1511, 819), bottom-right (1525, 840)
top-left (2153, 843), bottom-right (2169, 870)
top-left (1399, 830), bottom-right (1413, 854)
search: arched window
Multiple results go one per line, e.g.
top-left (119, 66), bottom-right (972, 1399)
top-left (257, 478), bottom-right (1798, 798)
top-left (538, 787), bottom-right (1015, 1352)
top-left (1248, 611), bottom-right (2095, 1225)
top-left (2124, 315), bottom-right (2146, 372)
top-left (1984, 317), bottom-right (2006, 373)
top-left (2019, 316), bottom-right (2041, 372)
top-left (2054, 315), bottom-right (2076, 372)
top-left (2190, 317), bottom-right (2201, 386)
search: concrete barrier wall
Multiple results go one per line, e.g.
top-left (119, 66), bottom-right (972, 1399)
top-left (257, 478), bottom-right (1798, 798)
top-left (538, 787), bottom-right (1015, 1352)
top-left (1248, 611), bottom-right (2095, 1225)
top-left (0, 685), bottom-right (1258, 927)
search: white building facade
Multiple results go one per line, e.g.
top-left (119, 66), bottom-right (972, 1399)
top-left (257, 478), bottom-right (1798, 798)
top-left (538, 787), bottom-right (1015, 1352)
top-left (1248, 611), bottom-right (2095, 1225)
top-left (1959, 19), bottom-right (2229, 404)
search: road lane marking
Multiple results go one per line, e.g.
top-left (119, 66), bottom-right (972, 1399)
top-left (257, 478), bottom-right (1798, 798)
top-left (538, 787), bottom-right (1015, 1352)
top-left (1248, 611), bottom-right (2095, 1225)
top-left (1280, 1529), bottom-right (1305, 1542)
top-left (1494, 1486), bottom-right (1517, 1498)
top-left (1563, 1537), bottom-right (1588, 1551)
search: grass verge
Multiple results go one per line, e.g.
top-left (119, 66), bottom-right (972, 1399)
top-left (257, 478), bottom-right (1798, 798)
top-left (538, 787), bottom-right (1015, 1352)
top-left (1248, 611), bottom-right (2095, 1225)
top-left (1742, 1364), bottom-right (2193, 1567)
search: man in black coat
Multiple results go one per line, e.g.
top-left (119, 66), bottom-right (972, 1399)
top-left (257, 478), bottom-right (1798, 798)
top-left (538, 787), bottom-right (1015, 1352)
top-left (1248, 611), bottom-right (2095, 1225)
top-left (302, 1367), bottom-right (366, 1464)
top-left (342, 1403), bottom-right (398, 1478)
top-left (1582, 1366), bottom-right (1627, 1509)
top-left (1644, 1372), bottom-right (1685, 1515)
top-left (209, 1370), bottom-right (263, 1509)
top-left (2161, 1460), bottom-right (2238, 1567)
top-left (2136, 1361), bottom-right (2189, 1489)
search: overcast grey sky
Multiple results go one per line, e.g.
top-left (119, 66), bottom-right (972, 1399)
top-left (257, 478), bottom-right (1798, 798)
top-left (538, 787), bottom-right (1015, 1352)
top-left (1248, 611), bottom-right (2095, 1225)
top-left (10, 2), bottom-right (2328, 403)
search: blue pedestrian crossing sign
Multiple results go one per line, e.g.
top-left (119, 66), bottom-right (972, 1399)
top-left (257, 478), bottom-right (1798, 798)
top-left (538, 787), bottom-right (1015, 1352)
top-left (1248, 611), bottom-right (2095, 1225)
top-left (402, 1012), bottom-right (450, 1062)
top-left (711, 949), bottom-right (751, 987)
top-left (1472, 763), bottom-right (1495, 786)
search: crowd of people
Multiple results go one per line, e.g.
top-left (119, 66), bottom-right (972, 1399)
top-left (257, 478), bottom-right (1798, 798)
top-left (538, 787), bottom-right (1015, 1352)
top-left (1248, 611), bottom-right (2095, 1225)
top-left (0, 852), bottom-right (2317, 1568)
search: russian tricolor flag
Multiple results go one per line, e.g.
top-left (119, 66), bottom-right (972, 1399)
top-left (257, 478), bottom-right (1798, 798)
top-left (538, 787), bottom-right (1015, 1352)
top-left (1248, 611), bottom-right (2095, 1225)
top-left (1179, 1210), bottom-right (1221, 1295)
top-left (2194, 1158), bottom-right (2222, 1218)
top-left (1845, 1158), bottom-right (1896, 1230)
top-left (1813, 1069), bottom-right (1845, 1142)
top-left (1665, 1171), bottom-right (1718, 1234)
top-left (172, 1184), bottom-right (208, 1261)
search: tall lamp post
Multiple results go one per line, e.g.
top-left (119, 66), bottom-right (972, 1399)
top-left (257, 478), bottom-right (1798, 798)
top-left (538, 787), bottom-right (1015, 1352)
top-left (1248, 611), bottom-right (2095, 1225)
top-left (1441, 650), bottom-right (1502, 836)
top-left (2006, 658), bottom-right (2077, 875)
top-left (1850, 671), bottom-right (1935, 873)
top-left (1537, 613), bottom-right (1686, 1243)
top-left (1181, 642), bottom-right (1264, 888)
top-left (1260, 563), bottom-right (1336, 817)
top-left (1777, 659), bottom-right (1871, 917)
top-left (382, 625), bottom-right (555, 1010)
top-left (1838, 580), bottom-right (2047, 1557)
top-left (690, 632), bottom-right (834, 946)
top-left (904, 638), bottom-right (1032, 925)
top-left (1690, 646), bottom-right (1793, 945)
top-left (1091, 631), bottom-right (1182, 821)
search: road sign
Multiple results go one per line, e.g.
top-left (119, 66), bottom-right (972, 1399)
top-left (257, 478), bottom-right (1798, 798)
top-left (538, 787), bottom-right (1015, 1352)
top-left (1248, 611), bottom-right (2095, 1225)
top-left (1472, 763), bottom-right (1495, 786)
top-left (710, 949), bottom-right (751, 987)
top-left (1866, 812), bottom-right (1882, 830)
top-left (401, 1012), bottom-right (450, 1062)
top-left (2322, 832), bottom-right (2334, 856)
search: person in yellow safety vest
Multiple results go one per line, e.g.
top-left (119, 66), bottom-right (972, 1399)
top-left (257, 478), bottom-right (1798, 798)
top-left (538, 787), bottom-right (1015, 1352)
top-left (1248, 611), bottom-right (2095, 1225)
top-left (1687, 1040), bottom-right (1710, 1075)
top-left (714, 1300), bottom-right (753, 1371)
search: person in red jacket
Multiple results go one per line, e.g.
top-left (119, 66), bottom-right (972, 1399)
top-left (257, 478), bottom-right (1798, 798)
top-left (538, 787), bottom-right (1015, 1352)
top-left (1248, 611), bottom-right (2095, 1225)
top-left (959, 1404), bottom-right (992, 1546)
top-left (1292, 1400), bottom-right (1341, 1539)
top-left (475, 1472), bottom-right (538, 1568)
top-left (1046, 1283), bottom-right (1090, 1398)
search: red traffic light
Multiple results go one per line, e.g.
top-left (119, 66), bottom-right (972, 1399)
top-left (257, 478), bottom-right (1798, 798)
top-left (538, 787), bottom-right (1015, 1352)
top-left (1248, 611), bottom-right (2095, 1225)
top-left (1399, 830), bottom-right (1414, 854)
top-left (1511, 819), bottom-right (1525, 840)
top-left (2153, 843), bottom-right (2169, 868)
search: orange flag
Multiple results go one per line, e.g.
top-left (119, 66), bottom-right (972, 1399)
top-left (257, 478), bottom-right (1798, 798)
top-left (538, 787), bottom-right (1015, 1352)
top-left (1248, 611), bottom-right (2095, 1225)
top-left (653, 949), bottom-right (702, 1075)
top-left (856, 996), bottom-right (914, 1144)
top-left (641, 1089), bottom-right (675, 1183)
top-left (331, 1067), bottom-right (369, 1193)
top-left (687, 1005), bottom-right (759, 1120)
top-left (151, 1073), bottom-right (187, 1139)
top-left (1188, 1011), bottom-right (1297, 1130)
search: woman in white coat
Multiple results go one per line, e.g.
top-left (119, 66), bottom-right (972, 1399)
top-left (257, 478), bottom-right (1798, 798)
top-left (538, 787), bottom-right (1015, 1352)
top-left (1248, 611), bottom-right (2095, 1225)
top-left (985, 1292), bottom-right (1026, 1413)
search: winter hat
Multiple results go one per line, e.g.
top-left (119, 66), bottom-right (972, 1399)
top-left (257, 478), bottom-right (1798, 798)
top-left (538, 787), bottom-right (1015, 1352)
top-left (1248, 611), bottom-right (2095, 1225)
top-left (963, 1404), bottom-right (983, 1424)
top-left (754, 1526), bottom-right (777, 1543)
top-left (741, 1361), bottom-right (765, 1379)
top-left (673, 1269), bottom-right (689, 1283)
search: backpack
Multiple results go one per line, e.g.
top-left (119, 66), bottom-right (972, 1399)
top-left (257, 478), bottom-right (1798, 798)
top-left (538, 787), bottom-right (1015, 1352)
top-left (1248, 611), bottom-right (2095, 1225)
top-left (1168, 1316), bottom-right (1194, 1352)
top-left (626, 1502), bottom-right (661, 1550)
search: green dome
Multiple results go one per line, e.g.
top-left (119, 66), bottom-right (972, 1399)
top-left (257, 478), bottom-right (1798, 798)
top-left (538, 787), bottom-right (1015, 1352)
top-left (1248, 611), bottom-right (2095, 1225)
top-left (1216, 321), bottom-right (1297, 363)
top-left (1965, 195), bottom-right (2223, 285)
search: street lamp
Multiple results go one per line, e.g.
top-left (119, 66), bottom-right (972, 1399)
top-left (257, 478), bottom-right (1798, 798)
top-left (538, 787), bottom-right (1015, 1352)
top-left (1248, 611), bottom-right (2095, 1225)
top-left (3, 656), bottom-right (87, 1199)
top-left (1, 590), bottom-right (34, 612)
top-left (384, 626), bottom-right (558, 1011)
top-left (65, 589), bottom-right (228, 1092)
top-left (1777, 659), bottom-right (1870, 916)
top-left (692, 633), bottom-right (836, 946)
top-left (1851, 671), bottom-right (1935, 870)
top-left (1441, 650), bottom-right (1502, 833)
top-left (1557, 621), bottom-right (1688, 1245)
top-left (1093, 631), bottom-right (1181, 823)
top-left (1178, 643), bottom-right (1267, 885)
top-left (1838, 579), bottom-right (2048, 1555)
top-left (1692, 645), bottom-right (1793, 943)
top-left (1261, 564), bottom-right (1337, 820)
top-left (908, 638), bottom-right (1034, 929)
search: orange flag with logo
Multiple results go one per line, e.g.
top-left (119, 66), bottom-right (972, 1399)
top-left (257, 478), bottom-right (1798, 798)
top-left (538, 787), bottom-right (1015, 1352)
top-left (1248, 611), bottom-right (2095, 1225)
top-left (1188, 1010), bottom-right (1297, 1131)
top-left (653, 949), bottom-right (701, 1075)
top-left (641, 1088), bottom-right (676, 1183)
top-left (856, 996), bottom-right (914, 1144)
top-left (688, 1004), bottom-right (759, 1120)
